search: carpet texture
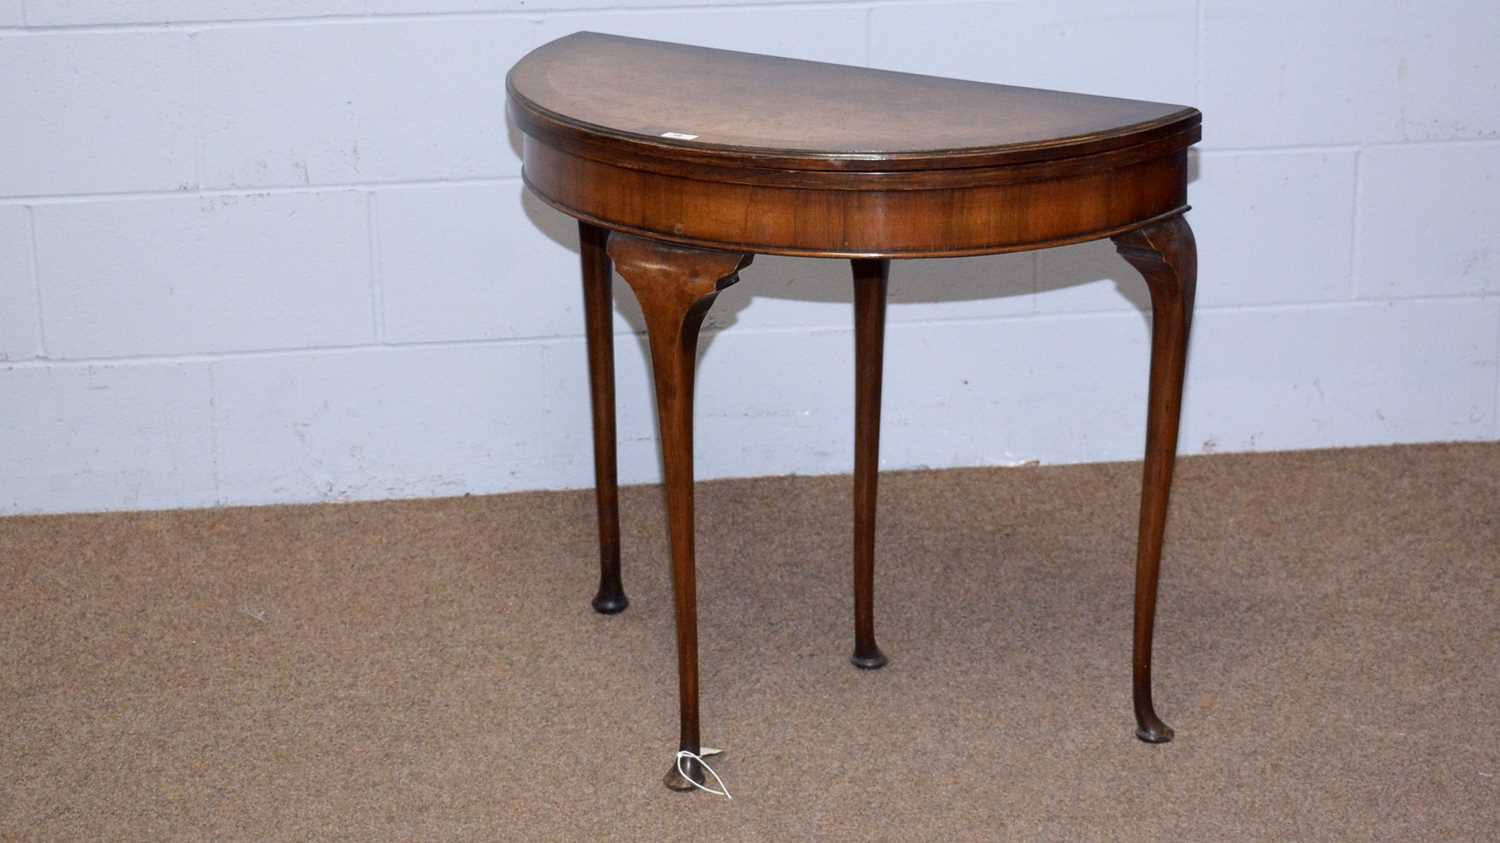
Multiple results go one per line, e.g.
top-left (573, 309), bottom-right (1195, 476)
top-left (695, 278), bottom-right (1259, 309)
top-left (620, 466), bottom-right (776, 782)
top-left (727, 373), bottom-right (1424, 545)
top-left (2, 443), bottom-right (1497, 841)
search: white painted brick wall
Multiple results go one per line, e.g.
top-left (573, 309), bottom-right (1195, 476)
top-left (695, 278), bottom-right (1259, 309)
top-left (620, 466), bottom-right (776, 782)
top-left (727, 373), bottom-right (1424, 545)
top-left (0, 362), bottom-right (216, 512)
top-left (534, 7), bottom-right (869, 66)
top-left (1356, 143), bottom-right (1500, 299)
top-left (376, 184), bottom-right (582, 343)
top-left (1, 31), bottom-right (197, 195)
top-left (198, 20), bottom-right (531, 187)
top-left (32, 191), bottom-right (374, 357)
top-left (0, 206), bottom-right (39, 359)
top-left (1200, 0), bottom-right (1500, 148)
top-left (212, 344), bottom-right (561, 505)
top-left (2, 0), bottom-right (1497, 515)
top-left (869, 0), bottom-right (1198, 104)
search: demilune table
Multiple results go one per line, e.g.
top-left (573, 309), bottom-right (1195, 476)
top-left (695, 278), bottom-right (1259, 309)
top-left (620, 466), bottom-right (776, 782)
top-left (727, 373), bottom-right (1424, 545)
top-left (507, 32), bottom-right (1202, 792)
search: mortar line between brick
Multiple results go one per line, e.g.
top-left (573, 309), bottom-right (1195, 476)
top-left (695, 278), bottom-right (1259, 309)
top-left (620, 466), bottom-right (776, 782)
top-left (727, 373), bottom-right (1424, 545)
top-left (208, 363), bottom-right (223, 505)
top-left (5, 293), bottom-right (1494, 371)
top-left (0, 176), bottom-right (524, 206)
top-left (189, 30), bottom-right (206, 191)
top-left (1202, 139), bottom-right (1500, 155)
top-left (0, 0), bottom-right (938, 33)
top-left (15, 144), bottom-right (1470, 209)
top-left (0, 149), bottom-right (1489, 209)
top-left (367, 192), bottom-right (385, 343)
top-left (862, 5), bottom-right (872, 67)
top-left (1347, 148), bottom-right (1363, 300)
top-left (1193, 0), bottom-right (1203, 107)
top-left (25, 204), bottom-right (46, 358)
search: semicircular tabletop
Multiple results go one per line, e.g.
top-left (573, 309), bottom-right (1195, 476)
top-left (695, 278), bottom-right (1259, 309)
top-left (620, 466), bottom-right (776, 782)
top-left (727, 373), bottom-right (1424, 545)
top-left (507, 32), bottom-right (1200, 172)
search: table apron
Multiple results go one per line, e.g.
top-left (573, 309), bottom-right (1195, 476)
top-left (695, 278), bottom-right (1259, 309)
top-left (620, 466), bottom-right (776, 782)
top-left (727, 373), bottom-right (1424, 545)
top-left (522, 140), bottom-right (1189, 258)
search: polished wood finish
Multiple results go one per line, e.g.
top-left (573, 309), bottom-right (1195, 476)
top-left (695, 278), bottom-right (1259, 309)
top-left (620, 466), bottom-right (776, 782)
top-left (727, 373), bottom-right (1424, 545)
top-left (850, 259), bottom-right (890, 671)
top-left (604, 232), bottom-right (752, 791)
top-left (509, 33), bottom-right (1197, 170)
top-left (1112, 217), bottom-right (1197, 744)
top-left (578, 221), bottom-right (627, 614)
top-left (509, 33), bottom-right (1200, 258)
top-left (519, 128), bottom-right (1193, 259)
top-left (511, 33), bottom-right (1203, 790)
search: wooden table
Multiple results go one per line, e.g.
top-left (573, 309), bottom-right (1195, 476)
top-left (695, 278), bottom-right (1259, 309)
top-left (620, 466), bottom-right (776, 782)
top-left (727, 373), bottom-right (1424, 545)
top-left (508, 32), bottom-right (1201, 792)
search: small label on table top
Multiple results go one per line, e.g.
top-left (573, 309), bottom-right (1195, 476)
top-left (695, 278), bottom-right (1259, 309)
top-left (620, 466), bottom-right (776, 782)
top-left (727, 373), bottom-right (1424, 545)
top-left (660, 131), bottom-right (699, 140)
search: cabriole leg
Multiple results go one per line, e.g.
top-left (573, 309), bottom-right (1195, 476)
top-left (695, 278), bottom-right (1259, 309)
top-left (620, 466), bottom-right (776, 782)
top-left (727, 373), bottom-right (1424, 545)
top-left (1112, 215), bottom-right (1198, 744)
top-left (606, 232), bottom-right (753, 791)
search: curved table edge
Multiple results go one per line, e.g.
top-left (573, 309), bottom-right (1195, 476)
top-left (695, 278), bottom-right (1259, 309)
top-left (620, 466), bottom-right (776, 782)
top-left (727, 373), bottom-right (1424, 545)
top-left (523, 171), bottom-right (1191, 259)
top-left (506, 75), bottom-right (1202, 175)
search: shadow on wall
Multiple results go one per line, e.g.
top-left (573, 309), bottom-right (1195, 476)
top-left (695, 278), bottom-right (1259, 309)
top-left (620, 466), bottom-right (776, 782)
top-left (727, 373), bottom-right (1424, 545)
top-left (516, 177), bottom-right (1203, 325)
top-left (507, 117), bottom-right (1200, 459)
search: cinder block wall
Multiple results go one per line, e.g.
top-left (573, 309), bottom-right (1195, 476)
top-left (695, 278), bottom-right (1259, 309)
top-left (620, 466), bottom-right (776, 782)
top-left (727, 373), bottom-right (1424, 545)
top-left (2, 0), bottom-right (1497, 515)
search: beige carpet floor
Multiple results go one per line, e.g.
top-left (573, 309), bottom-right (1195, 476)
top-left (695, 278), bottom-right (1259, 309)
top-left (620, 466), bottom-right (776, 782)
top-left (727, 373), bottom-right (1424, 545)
top-left (2, 443), bottom-right (1497, 841)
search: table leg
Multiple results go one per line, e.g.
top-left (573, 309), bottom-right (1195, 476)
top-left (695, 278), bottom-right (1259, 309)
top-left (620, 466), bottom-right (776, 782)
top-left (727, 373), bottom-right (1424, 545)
top-left (606, 232), bottom-right (753, 791)
top-left (1112, 215), bottom-right (1197, 744)
top-left (579, 221), bottom-right (627, 614)
top-left (850, 258), bottom-right (890, 670)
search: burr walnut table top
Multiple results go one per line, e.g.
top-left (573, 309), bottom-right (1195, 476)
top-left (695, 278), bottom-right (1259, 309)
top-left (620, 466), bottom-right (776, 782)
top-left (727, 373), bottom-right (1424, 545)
top-left (508, 32), bottom-right (1199, 172)
top-left (507, 33), bottom-right (1200, 257)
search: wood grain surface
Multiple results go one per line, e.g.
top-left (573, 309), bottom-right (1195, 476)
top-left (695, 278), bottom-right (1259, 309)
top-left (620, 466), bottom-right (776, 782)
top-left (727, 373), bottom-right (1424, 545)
top-left (509, 32), bottom-right (1199, 171)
